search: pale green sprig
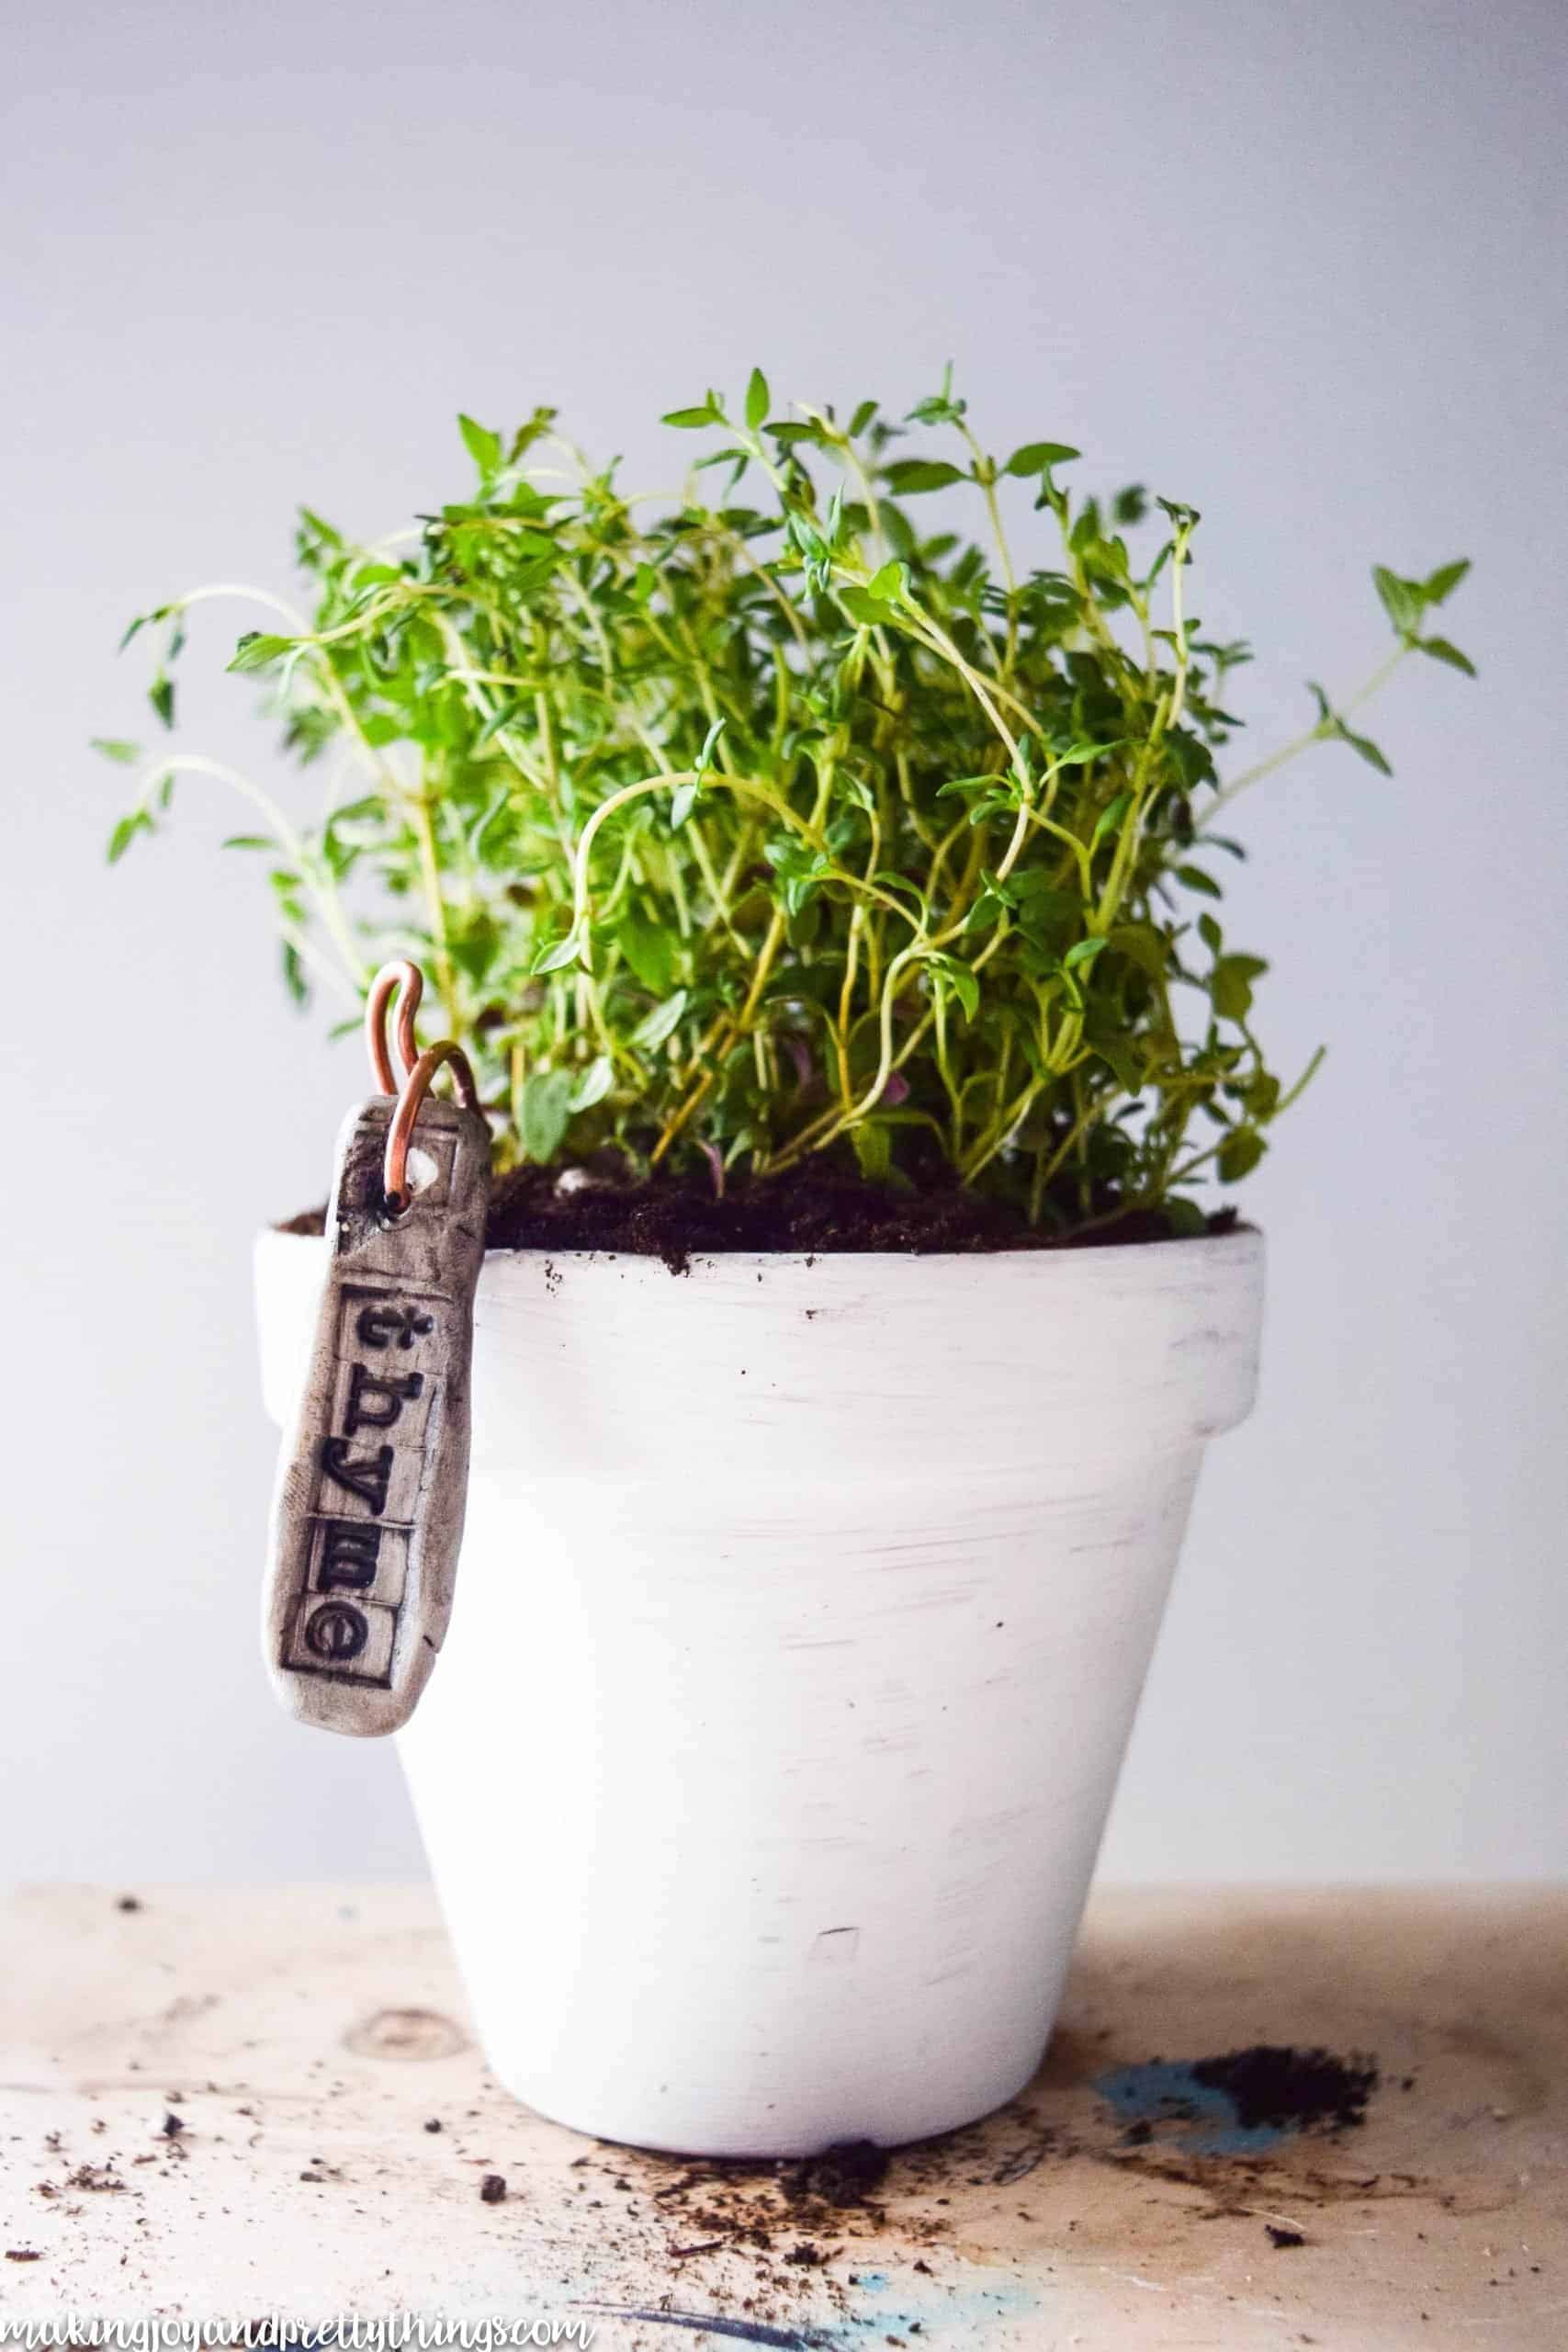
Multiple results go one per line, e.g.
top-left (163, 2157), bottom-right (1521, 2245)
top-left (98, 378), bottom-right (1472, 1227)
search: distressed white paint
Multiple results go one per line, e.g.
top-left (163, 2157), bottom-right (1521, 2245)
top-left (255, 1227), bottom-right (1265, 2156)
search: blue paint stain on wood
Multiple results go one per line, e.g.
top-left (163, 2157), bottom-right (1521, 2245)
top-left (1096, 2045), bottom-right (1378, 2154)
top-left (1094, 2058), bottom-right (1288, 2154)
top-left (834, 2272), bottom-right (1042, 2343)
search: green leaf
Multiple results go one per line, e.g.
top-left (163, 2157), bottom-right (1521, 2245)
top-left (928, 956), bottom-right (979, 1020)
top-left (850, 1120), bottom-right (893, 1182)
top-left (1050, 738), bottom-right (1125, 772)
top-left (840, 587), bottom-right (893, 628)
top-left (868, 559), bottom-right (907, 600)
top-left (90, 737), bottom-right (141, 765)
top-left (662, 403), bottom-right (717, 429)
top-left (695, 715), bottom-right (727, 777)
top-left (569, 1056), bottom-right (614, 1114)
top-left (1063, 935), bottom-right (1109, 972)
top-left (1101, 923), bottom-right (1163, 978)
top-left (1372, 564), bottom-right (1420, 635)
top-left (467, 786), bottom-right (512, 859)
top-left (1217, 1129), bottom-right (1266, 1183)
top-left (280, 940), bottom-right (309, 1007)
top-left (227, 632), bottom-right (293, 676)
top-left (849, 399), bottom-right (879, 437)
top-left (1004, 442), bottom-right (1080, 477)
top-left (1212, 953), bottom-right (1267, 1023)
top-left (475, 699), bottom-right (525, 750)
top-left (450, 913), bottom-right (501, 986)
top-left (630, 989), bottom-right (689, 1052)
top-left (1068, 507), bottom-right (1101, 558)
top-left (787, 512), bottom-right (829, 568)
top-left (882, 459), bottom-right (967, 495)
top-left (1090, 1035), bottom-right (1143, 1090)
top-left (298, 504), bottom-right (344, 550)
top-left (1340, 724), bottom-right (1393, 776)
top-left (1308, 682), bottom-right (1393, 773)
top-left (745, 368), bottom-right (770, 430)
top-left (668, 718), bottom-right (725, 829)
top-left (521, 1069), bottom-right (574, 1163)
top-left (1155, 495), bottom-right (1201, 531)
top-left (533, 927), bottom-right (585, 974)
top-left (1164, 1197), bottom-right (1209, 1238)
top-left (1422, 558), bottom-right (1471, 605)
top-left (220, 833), bottom-right (274, 851)
top-left (906, 384), bottom-right (966, 425)
top-left (1416, 636), bottom-right (1476, 677)
top-left (457, 413), bottom-right (502, 475)
top-left (106, 810), bottom-right (152, 864)
top-left (961, 885), bottom-right (1009, 935)
top-left (149, 673), bottom-right (175, 728)
top-left (620, 910), bottom-right (675, 994)
top-left (1174, 865), bottom-right (1223, 899)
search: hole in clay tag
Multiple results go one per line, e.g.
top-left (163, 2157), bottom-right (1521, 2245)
top-left (403, 1145), bottom-right (440, 1197)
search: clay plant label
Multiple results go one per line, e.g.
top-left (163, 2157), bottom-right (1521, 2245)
top-left (263, 1094), bottom-right (491, 1736)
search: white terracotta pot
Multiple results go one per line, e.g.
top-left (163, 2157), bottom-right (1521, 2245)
top-left (255, 1225), bottom-right (1264, 2158)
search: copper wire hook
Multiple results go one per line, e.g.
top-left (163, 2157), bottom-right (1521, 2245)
top-left (365, 960), bottom-right (424, 1095)
top-left (383, 1042), bottom-right (481, 1214)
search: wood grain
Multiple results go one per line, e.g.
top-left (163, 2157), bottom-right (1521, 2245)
top-left (4, 1883), bottom-right (1563, 2346)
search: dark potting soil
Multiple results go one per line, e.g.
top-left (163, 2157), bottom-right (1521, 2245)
top-left (1189, 2046), bottom-right (1380, 2135)
top-left (784, 2139), bottom-right (892, 2209)
top-left (279, 1159), bottom-right (1238, 1267)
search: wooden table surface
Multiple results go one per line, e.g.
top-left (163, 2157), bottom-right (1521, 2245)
top-left (2, 1885), bottom-right (1562, 2349)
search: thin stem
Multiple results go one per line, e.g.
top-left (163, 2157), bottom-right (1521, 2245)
top-left (1202, 647), bottom-right (1407, 825)
top-left (137, 754), bottom-right (366, 987)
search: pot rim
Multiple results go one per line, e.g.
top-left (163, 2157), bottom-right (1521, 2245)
top-left (255, 1219), bottom-right (1264, 1456)
top-left (260, 1218), bottom-right (1261, 1272)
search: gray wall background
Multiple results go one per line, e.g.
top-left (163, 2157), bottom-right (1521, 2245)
top-left (5, 0), bottom-right (1564, 1884)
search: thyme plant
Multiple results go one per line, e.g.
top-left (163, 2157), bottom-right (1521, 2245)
top-left (101, 374), bottom-right (1472, 1233)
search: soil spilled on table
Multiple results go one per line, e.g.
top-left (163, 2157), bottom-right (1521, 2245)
top-left (1096, 2043), bottom-right (1380, 2156)
top-left (1191, 2045), bottom-right (1379, 2134)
